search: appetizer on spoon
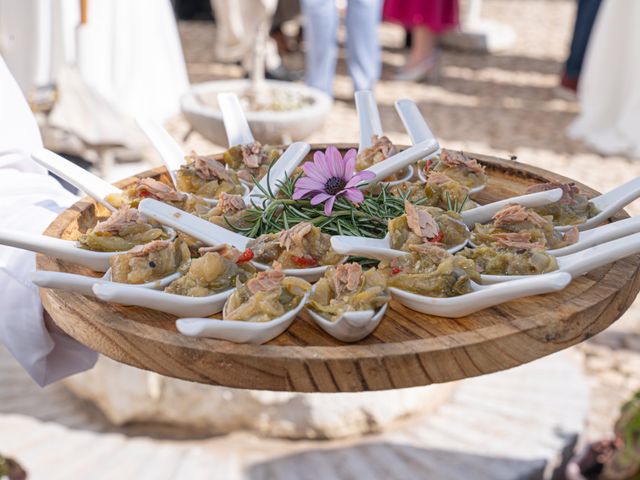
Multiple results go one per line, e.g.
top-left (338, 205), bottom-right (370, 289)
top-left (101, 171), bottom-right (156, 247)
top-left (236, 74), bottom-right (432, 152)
top-left (306, 263), bottom-right (390, 342)
top-left (137, 116), bottom-right (249, 205)
top-left (477, 230), bottom-right (640, 284)
top-left (31, 238), bottom-right (189, 296)
top-left (379, 246), bottom-right (572, 318)
top-left (355, 90), bottom-right (413, 185)
top-left (395, 99), bottom-right (487, 194)
top-left (176, 268), bottom-right (312, 344)
top-left (524, 179), bottom-right (640, 232)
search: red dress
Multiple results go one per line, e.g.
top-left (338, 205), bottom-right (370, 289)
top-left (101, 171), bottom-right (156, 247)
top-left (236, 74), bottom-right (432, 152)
top-left (383, 0), bottom-right (459, 33)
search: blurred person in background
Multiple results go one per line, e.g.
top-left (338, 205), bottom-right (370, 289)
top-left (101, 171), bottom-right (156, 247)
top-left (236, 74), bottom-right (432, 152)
top-left (210, 0), bottom-right (302, 81)
top-left (271, 0), bottom-right (302, 54)
top-left (301, 0), bottom-right (382, 96)
top-left (384, 0), bottom-right (458, 81)
top-left (558, 0), bottom-right (603, 95)
top-left (568, 0), bottom-right (640, 158)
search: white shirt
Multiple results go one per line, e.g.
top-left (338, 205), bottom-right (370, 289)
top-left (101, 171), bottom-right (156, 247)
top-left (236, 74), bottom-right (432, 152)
top-left (0, 56), bottom-right (98, 386)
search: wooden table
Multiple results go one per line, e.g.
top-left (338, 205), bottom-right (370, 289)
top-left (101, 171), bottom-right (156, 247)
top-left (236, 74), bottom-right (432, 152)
top-left (37, 147), bottom-right (640, 392)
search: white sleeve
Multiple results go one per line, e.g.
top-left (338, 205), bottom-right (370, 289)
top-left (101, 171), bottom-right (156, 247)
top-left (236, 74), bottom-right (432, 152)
top-left (0, 55), bottom-right (98, 386)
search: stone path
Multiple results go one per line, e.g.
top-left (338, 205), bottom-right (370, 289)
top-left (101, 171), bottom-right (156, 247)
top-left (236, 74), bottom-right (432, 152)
top-left (0, 345), bottom-right (587, 479)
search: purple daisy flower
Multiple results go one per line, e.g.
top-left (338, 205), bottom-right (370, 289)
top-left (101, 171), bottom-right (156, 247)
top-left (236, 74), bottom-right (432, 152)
top-left (292, 146), bottom-right (375, 215)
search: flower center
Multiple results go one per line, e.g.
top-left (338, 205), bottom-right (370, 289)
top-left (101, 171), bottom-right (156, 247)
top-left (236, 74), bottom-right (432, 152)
top-left (324, 177), bottom-right (347, 195)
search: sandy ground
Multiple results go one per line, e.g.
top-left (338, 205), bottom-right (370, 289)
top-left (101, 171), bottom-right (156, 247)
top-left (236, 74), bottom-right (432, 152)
top-left (166, 0), bottom-right (640, 444)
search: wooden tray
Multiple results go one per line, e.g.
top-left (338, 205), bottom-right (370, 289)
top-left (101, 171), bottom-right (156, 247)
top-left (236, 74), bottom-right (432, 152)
top-left (37, 146), bottom-right (640, 392)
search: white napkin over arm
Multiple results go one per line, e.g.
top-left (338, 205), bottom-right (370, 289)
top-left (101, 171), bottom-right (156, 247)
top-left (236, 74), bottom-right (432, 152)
top-left (0, 55), bottom-right (98, 386)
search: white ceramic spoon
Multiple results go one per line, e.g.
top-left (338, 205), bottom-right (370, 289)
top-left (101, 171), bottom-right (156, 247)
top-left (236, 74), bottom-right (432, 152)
top-left (136, 117), bottom-right (185, 189)
top-left (480, 230), bottom-right (640, 284)
top-left (92, 282), bottom-right (232, 317)
top-left (548, 216), bottom-right (640, 256)
top-left (459, 188), bottom-right (563, 228)
top-left (307, 303), bottom-right (388, 343)
top-left (389, 271), bottom-right (572, 318)
top-left (175, 291), bottom-right (310, 344)
top-left (555, 176), bottom-right (640, 232)
top-left (31, 148), bottom-right (121, 212)
top-left (136, 116), bottom-right (250, 205)
top-left (218, 92), bottom-right (256, 147)
top-left (0, 229), bottom-right (114, 272)
top-left (138, 198), bottom-right (336, 282)
top-left (395, 98), bottom-right (486, 195)
top-left (331, 231), bottom-right (469, 262)
top-left (355, 90), bottom-right (413, 185)
top-left (31, 268), bottom-right (182, 297)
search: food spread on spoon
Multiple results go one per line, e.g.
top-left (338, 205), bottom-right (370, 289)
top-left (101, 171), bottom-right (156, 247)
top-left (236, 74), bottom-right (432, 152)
top-left (78, 206), bottom-right (170, 252)
top-left (421, 149), bottom-right (488, 191)
top-left (356, 135), bottom-right (410, 182)
top-left (471, 204), bottom-right (579, 250)
top-left (308, 263), bottom-right (390, 321)
top-left (177, 152), bottom-right (246, 198)
top-left (392, 172), bottom-right (477, 211)
top-left (110, 238), bottom-right (191, 284)
top-left (222, 267), bottom-right (311, 322)
top-left (220, 141), bottom-right (283, 184)
top-left (380, 245), bottom-right (479, 297)
top-left (247, 222), bottom-right (344, 269)
top-left (388, 201), bottom-right (470, 252)
top-left (526, 182), bottom-right (599, 226)
top-left (164, 244), bottom-right (256, 297)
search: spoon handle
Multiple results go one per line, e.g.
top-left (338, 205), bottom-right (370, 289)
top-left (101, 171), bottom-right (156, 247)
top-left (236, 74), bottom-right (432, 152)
top-left (31, 149), bottom-right (120, 212)
top-left (31, 270), bottom-right (107, 296)
top-left (558, 231), bottom-right (640, 278)
top-left (592, 176), bottom-right (640, 218)
top-left (244, 142), bottom-right (310, 203)
top-left (136, 117), bottom-right (183, 189)
top-left (363, 139), bottom-right (439, 187)
top-left (460, 188), bottom-right (564, 227)
top-left (394, 99), bottom-right (438, 148)
top-left (355, 90), bottom-right (384, 153)
top-left (138, 198), bottom-right (249, 250)
top-left (217, 93), bottom-right (255, 147)
top-left (0, 229), bottom-right (112, 272)
top-left (549, 216), bottom-right (640, 257)
top-left (92, 283), bottom-right (229, 317)
top-left (471, 272), bottom-right (572, 311)
top-left (330, 235), bottom-right (403, 262)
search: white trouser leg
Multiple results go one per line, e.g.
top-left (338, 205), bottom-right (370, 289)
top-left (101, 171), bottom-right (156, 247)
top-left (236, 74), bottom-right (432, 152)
top-left (346, 0), bottom-right (382, 92)
top-left (301, 0), bottom-right (338, 95)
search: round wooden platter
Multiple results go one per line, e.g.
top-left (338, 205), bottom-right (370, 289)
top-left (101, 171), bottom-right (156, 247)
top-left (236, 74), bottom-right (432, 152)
top-left (37, 145), bottom-right (640, 393)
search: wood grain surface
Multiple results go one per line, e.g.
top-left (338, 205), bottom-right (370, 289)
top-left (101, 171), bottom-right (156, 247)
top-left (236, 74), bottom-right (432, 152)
top-left (36, 146), bottom-right (640, 392)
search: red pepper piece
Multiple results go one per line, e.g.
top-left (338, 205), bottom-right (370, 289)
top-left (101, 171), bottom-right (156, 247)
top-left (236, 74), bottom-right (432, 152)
top-left (391, 267), bottom-right (402, 275)
top-left (428, 231), bottom-right (444, 243)
top-left (236, 248), bottom-right (254, 264)
top-left (291, 256), bottom-right (318, 267)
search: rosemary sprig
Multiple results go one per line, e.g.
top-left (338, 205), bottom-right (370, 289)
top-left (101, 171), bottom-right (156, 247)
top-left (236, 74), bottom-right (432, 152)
top-left (228, 170), bottom-right (425, 239)
top-left (445, 190), bottom-right (469, 214)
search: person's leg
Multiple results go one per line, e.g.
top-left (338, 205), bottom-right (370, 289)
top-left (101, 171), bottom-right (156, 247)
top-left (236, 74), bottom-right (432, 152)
top-left (345, 0), bottom-right (382, 92)
top-left (301, 0), bottom-right (338, 95)
top-left (565, 0), bottom-right (603, 81)
top-left (406, 25), bottom-right (437, 68)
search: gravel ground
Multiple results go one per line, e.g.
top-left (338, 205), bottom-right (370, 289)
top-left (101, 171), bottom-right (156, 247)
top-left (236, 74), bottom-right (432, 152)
top-left (170, 0), bottom-right (640, 444)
